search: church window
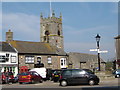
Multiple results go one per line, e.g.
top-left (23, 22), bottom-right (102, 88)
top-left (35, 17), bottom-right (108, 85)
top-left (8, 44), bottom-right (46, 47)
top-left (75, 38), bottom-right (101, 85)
top-left (58, 30), bottom-right (60, 36)
top-left (44, 36), bottom-right (46, 41)
top-left (47, 56), bottom-right (52, 64)
top-left (45, 31), bottom-right (49, 36)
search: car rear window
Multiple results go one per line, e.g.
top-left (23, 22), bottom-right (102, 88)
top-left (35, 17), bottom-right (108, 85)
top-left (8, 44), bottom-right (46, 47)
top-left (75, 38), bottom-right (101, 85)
top-left (117, 69), bottom-right (120, 72)
top-left (54, 70), bottom-right (61, 74)
top-left (19, 72), bottom-right (29, 75)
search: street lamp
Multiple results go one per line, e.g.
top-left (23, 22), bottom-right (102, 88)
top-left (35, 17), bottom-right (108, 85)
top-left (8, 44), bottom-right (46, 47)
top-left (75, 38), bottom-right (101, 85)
top-left (95, 34), bottom-right (101, 71)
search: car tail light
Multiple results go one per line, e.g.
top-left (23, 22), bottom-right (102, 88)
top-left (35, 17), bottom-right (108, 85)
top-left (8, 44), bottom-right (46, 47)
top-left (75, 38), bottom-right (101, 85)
top-left (52, 74), bottom-right (54, 76)
top-left (27, 75), bottom-right (31, 79)
top-left (60, 75), bottom-right (62, 79)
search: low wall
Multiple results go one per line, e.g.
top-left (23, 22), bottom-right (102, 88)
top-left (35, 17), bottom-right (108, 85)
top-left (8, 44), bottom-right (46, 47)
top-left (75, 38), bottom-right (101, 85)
top-left (95, 71), bottom-right (115, 80)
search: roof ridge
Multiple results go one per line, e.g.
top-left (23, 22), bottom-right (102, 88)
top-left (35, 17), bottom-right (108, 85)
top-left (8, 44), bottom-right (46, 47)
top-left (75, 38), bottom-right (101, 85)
top-left (12, 40), bottom-right (47, 44)
top-left (69, 52), bottom-right (97, 56)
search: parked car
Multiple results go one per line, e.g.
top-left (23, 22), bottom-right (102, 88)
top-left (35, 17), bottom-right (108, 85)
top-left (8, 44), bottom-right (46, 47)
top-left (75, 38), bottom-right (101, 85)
top-left (46, 69), bottom-right (54, 80)
top-left (2, 72), bottom-right (14, 84)
top-left (2, 73), bottom-right (6, 84)
top-left (51, 69), bottom-right (63, 82)
top-left (13, 74), bottom-right (19, 83)
top-left (46, 69), bottom-right (56, 81)
top-left (59, 69), bottom-right (100, 86)
top-left (18, 71), bottom-right (43, 84)
top-left (113, 69), bottom-right (120, 78)
top-left (30, 68), bottom-right (47, 80)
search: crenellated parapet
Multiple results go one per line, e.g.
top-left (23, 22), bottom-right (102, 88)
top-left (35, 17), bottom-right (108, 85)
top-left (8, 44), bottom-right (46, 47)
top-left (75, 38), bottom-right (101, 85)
top-left (40, 11), bottom-right (64, 49)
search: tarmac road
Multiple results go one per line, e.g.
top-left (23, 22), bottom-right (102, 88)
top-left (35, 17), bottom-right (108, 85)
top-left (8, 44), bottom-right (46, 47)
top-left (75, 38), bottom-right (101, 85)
top-left (1, 78), bottom-right (120, 89)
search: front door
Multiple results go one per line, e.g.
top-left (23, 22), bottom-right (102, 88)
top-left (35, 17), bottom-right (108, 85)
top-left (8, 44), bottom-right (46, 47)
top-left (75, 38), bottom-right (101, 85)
top-left (60, 58), bottom-right (66, 69)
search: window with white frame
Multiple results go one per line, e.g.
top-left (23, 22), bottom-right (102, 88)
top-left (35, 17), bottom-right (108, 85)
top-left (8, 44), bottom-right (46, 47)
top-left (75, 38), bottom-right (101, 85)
top-left (60, 58), bottom-right (66, 68)
top-left (48, 56), bottom-right (52, 64)
top-left (11, 55), bottom-right (16, 63)
top-left (25, 56), bottom-right (34, 63)
top-left (0, 55), bottom-right (6, 62)
top-left (61, 60), bottom-right (63, 66)
top-left (64, 59), bottom-right (66, 65)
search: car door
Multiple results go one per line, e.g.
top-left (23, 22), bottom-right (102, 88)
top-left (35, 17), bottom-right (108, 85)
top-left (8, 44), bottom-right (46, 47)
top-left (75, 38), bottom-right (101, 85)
top-left (33, 72), bottom-right (41, 82)
top-left (78, 70), bottom-right (88, 83)
top-left (72, 69), bottom-right (82, 84)
top-left (62, 70), bottom-right (73, 84)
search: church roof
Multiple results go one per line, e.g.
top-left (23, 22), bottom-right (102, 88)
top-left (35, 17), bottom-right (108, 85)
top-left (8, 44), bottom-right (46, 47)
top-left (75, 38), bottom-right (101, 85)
top-left (0, 42), bottom-right (16, 52)
top-left (9, 40), bottom-right (66, 56)
top-left (68, 52), bottom-right (105, 63)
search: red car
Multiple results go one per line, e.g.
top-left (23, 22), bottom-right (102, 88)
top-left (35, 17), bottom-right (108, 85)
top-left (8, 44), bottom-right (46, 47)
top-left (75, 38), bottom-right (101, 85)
top-left (18, 71), bottom-right (43, 84)
top-left (2, 72), bottom-right (14, 84)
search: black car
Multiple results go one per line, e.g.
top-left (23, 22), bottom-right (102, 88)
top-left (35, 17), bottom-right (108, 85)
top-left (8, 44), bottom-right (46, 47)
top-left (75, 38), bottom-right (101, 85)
top-left (113, 69), bottom-right (120, 78)
top-left (59, 69), bottom-right (100, 86)
top-left (52, 69), bottom-right (62, 82)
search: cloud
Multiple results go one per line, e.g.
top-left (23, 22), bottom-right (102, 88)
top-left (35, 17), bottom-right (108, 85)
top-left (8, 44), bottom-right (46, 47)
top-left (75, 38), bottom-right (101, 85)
top-left (64, 25), bottom-right (116, 35)
top-left (2, 13), bottom-right (40, 41)
top-left (111, 3), bottom-right (118, 14)
top-left (2, 0), bottom-right (119, 2)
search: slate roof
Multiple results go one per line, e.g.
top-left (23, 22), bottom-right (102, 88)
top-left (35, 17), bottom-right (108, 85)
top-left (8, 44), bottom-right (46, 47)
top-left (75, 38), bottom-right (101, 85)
top-left (68, 52), bottom-right (105, 63)
top-left (0, 42), bottom-right (16, 52)
top-left (9, 40), bottom-right (66, 56)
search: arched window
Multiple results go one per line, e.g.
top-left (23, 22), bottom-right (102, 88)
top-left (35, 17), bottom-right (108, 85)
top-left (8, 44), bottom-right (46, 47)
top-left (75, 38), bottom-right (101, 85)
top-left (45, 31), bottom-right (49, 36)
top-left (44, 36), bottom-right (46, 41)
top-left (58, 30), bottom-right (60, 36)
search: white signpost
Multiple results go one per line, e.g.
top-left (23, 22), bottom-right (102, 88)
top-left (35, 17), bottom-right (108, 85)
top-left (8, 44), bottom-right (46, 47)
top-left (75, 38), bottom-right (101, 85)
top-left (98, 50), bottom-right (108, 53)
top-left (90, 49), bottom-right (98, 52)
top-left (90, 49), bottom-right (108, 53)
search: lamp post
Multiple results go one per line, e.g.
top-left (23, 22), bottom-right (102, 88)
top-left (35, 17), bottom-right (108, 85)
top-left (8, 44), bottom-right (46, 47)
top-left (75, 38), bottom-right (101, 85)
top-left (95, 34), bottom-right (101, 71)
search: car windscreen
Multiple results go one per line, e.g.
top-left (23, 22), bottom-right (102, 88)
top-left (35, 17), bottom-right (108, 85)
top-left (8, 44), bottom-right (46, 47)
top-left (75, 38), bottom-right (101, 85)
top-left (83, 69), bottom-right (94, 74)
top-left (116, 69), bottom-right (120, 73)
top-left (54, 70), bottom-right (61, 74)
top-left (9, 72), bottom-right (13, 75)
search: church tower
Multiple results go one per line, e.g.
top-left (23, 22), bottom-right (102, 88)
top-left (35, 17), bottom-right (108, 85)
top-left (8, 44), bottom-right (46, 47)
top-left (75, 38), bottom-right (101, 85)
top-left (40, 11), bottom-right (64, 49)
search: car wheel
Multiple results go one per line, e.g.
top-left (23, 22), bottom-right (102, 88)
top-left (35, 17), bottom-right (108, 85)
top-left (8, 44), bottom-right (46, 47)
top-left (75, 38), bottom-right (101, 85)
top-left (54, 79), bottom-right (58, 82)
top-left (60, 80), bottom-right (67, 86)
top-left (116, 75), bottom-right (120, 78)
top-left (89, 79), bottom-right (95, 85)
top-left (39, 79), bottom-right (43, 83)
top-left (31, 80), bottom-right (35, 84)
top-left (19, 82), bottom-right (22, 84)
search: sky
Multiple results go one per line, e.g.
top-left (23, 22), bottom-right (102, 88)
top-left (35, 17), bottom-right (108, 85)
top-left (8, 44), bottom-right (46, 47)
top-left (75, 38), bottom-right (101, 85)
top-left (1, 1), bottom-right (118, 61)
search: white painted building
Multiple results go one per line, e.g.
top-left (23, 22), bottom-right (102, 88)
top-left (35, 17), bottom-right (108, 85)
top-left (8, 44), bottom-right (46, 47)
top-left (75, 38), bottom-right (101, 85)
top-left (0, 42), bottom-right (18, 76)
